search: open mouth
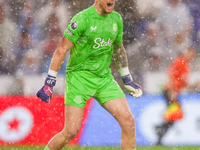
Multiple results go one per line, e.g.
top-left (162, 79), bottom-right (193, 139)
top-left (106, 3), bottom-right (113, 10)
top-left (107, 3), bottom-right (113, 7)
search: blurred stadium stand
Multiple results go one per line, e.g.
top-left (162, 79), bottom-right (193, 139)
top-left (0, 0), bottom-right (200, 95)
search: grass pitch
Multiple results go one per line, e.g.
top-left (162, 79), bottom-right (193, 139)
top-left (1, 146), bottom-right (200, 150)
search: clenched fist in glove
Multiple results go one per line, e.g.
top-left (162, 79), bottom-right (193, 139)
top-left (36, 74), bottom-right (56, 103)
top-left (122, 74), bottom-right (143, 98)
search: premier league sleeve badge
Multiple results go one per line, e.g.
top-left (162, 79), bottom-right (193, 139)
top-left (70, 21), bottom-right (78, 30)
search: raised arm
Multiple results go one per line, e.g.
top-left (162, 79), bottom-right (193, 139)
top-left (113, 43), bottom-right (143, 98)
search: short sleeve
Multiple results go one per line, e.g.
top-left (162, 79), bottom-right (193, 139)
top-left (114, 14), bottom-right (123, 45)
top-left (63, 13), bottom-right (87, 43)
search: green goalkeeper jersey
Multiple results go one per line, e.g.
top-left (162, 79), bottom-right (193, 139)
top-left (63, 5), bottom-right (123, 77)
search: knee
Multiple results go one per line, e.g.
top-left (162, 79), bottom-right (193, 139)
top-left (127, 113), bottom-right (135, 126)
top-left (121, 112), bottom-right (135, 128)
top-left (62, 125), bottom-right (80, 141)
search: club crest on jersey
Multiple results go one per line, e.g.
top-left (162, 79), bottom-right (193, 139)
top-left (71, 21), bottom-right (78, 30)
top-left (113, 23), bottom-right (117, 32)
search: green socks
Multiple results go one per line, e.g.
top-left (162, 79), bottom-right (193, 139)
top-left (44, 146), bottom-right (51, 150)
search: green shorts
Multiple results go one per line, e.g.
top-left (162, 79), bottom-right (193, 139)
top-left (64, 71), bottom-right (125, 108)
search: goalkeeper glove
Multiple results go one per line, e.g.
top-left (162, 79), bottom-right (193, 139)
top-left (122, 74), bottom-right (143, 98)
top-left (36, 75), bottom-right (56, 103)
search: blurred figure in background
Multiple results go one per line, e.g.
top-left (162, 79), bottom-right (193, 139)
top-left (42, 13), bottom-right (62, 58)
top-left (130, 22), bottom-right (166, 72)
top-left (41, 13), bottom-right (68, 75)
top-left (186, 0), bottom-right (200, 49)
top-left (0, 46), bottom-right (16, 75)
top-left (135, 0), bottom-right (166, 38)
top-left (136, 0), bottom-right (165, 20)
top-left (36, 0), bottom-right (70, 39)
top-left (16, 49), bottom-right (41, 75)
top-left (17, 0), bottom-right (41, 45)
top-left (155, 47), bottom-right (200, 145)
top-left (14, 0), bottom-right (41, 66)
top-left (156, 0), bottom-right (193, 60)
top-left (14, 29), bottom-right (33, 65)
top-left (0, 2), bottom-right (17, 74)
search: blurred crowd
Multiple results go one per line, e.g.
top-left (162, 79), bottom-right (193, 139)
top-left (1, 0), bottom-right (200, 94)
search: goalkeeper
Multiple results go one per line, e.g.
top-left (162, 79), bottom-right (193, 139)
top-left (155, 47), bottom-right (197, 145)
top-left (36, 0), bottom-right (142, 150)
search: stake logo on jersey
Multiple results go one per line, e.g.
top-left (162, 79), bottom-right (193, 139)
top-left (71, 21), bottom-right (78, 30)
top-left (93, 38), bottom-right (113, 49)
